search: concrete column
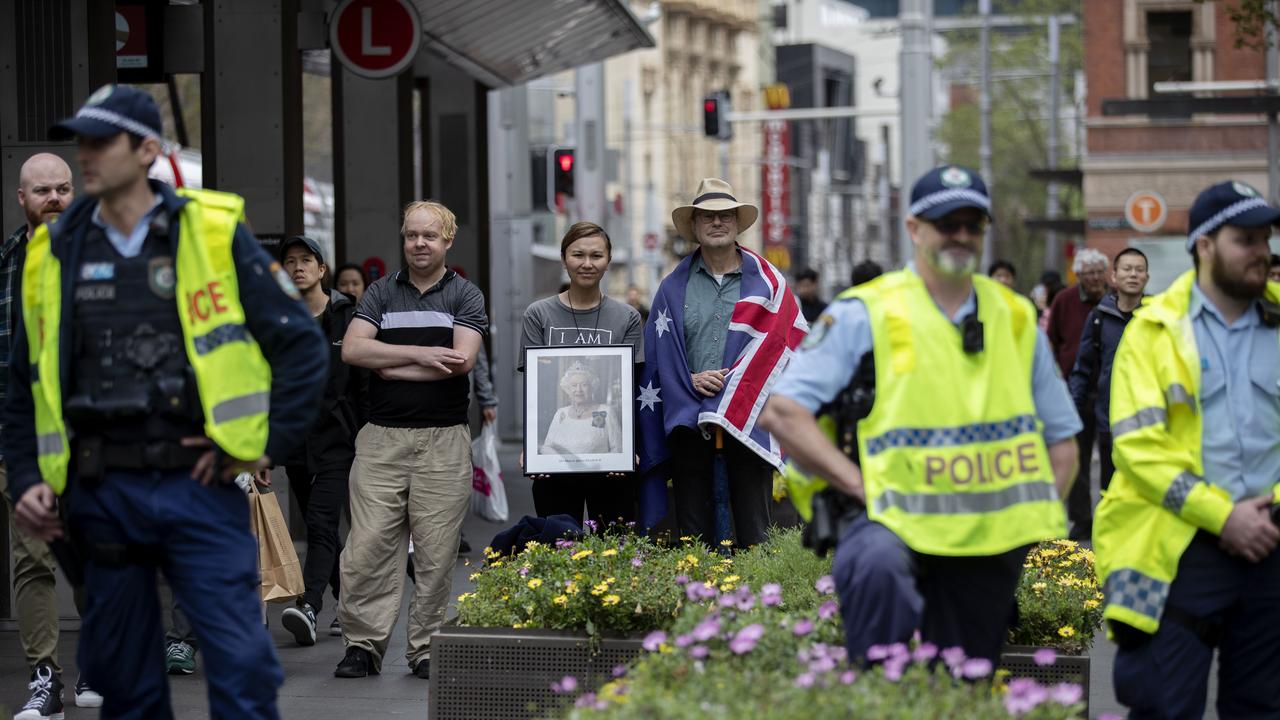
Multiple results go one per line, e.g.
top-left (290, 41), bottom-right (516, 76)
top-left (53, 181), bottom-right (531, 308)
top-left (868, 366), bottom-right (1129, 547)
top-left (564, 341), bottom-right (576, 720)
top-left (332, 67), bottom-right (412, 269)
top-left (575, 63), bottom-right (607, 226)
top-left (899, 0), bottom-right (934, 264)
top-left (487, 86), bottom-right (534, 441)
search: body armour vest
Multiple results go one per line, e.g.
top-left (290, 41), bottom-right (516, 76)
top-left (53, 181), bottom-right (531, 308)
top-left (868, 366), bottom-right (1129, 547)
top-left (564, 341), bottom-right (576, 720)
top-left (66, 221), bottom-right (203, 443)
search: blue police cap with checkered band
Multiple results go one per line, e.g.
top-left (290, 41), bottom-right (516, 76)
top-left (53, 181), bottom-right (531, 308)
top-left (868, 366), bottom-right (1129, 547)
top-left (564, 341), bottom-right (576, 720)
top-left (908, 165), bottom-right (992, 221)
top-left (1186, 180), bottom-right (1280, 252)
top-left (49, 84), bottom-right (163, 142)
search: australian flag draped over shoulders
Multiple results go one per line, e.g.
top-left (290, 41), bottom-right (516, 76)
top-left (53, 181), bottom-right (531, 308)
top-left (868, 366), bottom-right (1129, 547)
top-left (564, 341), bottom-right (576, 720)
top-left (635, 245), bottom-right (809, 528)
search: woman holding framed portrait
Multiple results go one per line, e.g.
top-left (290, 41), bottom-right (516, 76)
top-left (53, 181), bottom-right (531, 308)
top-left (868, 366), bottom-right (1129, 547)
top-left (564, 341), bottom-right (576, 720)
top-left (519, 221), bottom-right (644, 527)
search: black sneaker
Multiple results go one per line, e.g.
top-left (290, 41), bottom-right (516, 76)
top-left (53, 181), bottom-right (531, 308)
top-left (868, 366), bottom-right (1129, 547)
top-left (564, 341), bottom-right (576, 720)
top-left (74, 675), bottom-right (103, 708)
top-left (165, 640), bottom-right (198, 675)
top-left (282, 602), bottom-right (318, 646)
top-left (334, 647), bottom-right (378, 678)
top-left (412, 658), bottom-right (430, 679)
top-left (15, 664), bottom-right (64, 720)
top-left (458, 533), bottom-right (471, 554)
top-left (329, 617), bottom-right (342, 637)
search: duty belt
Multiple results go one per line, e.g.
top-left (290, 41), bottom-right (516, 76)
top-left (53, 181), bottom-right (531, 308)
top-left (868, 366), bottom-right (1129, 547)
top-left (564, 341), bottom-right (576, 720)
top-left (83, 439), bottom-right (207, 471)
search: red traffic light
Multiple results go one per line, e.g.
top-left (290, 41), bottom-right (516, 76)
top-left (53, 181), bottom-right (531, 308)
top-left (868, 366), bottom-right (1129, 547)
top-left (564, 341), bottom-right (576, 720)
top-left (557, 153), bottom-right (574, 173)
top-left (704, 99), bottom-right (717, 113)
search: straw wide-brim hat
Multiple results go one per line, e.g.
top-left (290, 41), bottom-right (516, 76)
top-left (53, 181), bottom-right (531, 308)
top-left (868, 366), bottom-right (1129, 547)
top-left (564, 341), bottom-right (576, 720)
top-left (671, 178), bottom-right (759, 241)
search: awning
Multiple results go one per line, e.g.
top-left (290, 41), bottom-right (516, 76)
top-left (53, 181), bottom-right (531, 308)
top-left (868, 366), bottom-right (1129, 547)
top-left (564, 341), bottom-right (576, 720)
top-left (413, 0), bottom-right (655, 87)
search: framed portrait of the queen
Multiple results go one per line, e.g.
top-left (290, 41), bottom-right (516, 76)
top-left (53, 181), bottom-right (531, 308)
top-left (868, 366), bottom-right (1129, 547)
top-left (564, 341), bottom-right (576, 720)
top-left (523, 345), bottom-right (636, 475)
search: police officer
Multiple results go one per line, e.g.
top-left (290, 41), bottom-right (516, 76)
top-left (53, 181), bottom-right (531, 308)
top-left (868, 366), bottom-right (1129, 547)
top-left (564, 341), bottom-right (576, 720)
top-left (1095, 180), bottom-right (1280, 718)
top-left (5, 85), bottom-right (326, 719)
top-left (759, 166), bottom-right (1082, 664)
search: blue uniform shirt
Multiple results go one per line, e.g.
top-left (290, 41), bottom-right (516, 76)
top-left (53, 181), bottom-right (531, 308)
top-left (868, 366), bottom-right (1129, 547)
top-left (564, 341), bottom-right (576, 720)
top-left (773, 274), bottom-right (1082, 445)
top-left (90, 194), bottom-right (163, 258)
top-left (1189, 284), bottom-right (1280, 500)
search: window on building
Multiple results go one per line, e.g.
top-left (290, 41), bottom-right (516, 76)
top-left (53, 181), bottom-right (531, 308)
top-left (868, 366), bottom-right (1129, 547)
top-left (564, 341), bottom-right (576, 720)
top-left (772, 3), bottom-right (787, 29)
top-left (1147, 11), bottom-right (1193, 94)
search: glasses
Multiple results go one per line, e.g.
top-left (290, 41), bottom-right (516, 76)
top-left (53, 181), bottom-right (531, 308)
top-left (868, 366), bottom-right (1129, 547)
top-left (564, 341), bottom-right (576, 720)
top-left (694, 210), bottom-right (738, 224)
top-left (929, 219), bottom-right (987, 236)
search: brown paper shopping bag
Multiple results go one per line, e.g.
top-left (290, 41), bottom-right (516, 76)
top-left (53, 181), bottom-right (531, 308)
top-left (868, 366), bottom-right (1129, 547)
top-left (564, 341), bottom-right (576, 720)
top-left (247, 481), bottom-right (304, 603)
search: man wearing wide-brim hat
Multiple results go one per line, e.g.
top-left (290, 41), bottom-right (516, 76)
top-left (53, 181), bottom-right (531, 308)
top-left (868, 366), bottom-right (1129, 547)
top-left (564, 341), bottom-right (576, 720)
top-left (634, 178), bottom-right (808, 547)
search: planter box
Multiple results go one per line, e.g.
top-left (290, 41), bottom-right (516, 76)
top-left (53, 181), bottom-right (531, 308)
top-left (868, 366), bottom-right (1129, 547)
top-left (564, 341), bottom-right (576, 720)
top-left (999, 645), bottom-right (1091, 715)
top-left (429, 626), bottom-right (643, 720)
top-left (429, 628), bottom-right (1089, 720)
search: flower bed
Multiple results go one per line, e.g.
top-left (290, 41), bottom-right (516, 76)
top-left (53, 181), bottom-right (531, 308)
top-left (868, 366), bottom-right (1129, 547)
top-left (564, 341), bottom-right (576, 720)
top-left (1010, 540), bottom-right (1105, 656)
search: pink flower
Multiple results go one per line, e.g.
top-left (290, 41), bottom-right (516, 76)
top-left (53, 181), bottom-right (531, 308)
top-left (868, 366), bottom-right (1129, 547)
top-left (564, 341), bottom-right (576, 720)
top-left (691, 616), bottom-right (721, 642)
top-left (518, 566), bottom-right (530, 577)
top-left (818, 600), bottom-right (839, 620)
top-left (729, 623), bottom-right (766, 654)
top-left (839, 670), bottom-right (857, 685)
top-left (631, 556), bottom-right (643, 568)
top-left (794, 672), bottom-right (816, 688)
top-left (815, 575), bottom-right (836, 595)
top-left (1033, 648), bottom-right (1057, 666)
top-left (641, 630), bottom-right (666, 652)
top-left (865, 644), bottom-right (890, 661)
top-left (760, 583), bottom-right (783, 607)
top-left (792, 618), bottom-right (815, 637)
top-left (689, 644), bottom-right (709, 659)
top-left (808, 656), bottom-right (836, 673)
top-left (674, 574), bottom-right (690, 586)
top-left (674, 634), bottom-right (694, 648)
top-left (1004, 678), bottom-right (1049, 716)
top-left (611, 665), bottom-right (628, 678)
top-left (960, 657), bottom-right (993, 679)
top-left (883, 657), bottom-right (907, 682)
top-left (1049, 683), bottom-right (1083, 706)
top-left (1098, 715), bottom-right (1124, 720)
top-left (911, 642), bottom-right (938, 664)
top-left (941, 646), bottom-right (967, 669)
top-left (551, 675), bottom-right (578, 693)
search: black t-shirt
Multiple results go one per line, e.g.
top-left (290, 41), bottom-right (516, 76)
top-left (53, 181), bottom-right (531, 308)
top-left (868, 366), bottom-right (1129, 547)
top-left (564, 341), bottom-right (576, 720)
top-left (353, 269), bottom-right (488, 428)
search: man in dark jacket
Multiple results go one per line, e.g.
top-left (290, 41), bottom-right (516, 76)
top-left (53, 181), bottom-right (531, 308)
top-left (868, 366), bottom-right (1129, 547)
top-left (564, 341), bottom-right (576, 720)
top-left (1067, 247), bottom-right (1148, 538)
top-left (278, 235), bottom-right (367, 645)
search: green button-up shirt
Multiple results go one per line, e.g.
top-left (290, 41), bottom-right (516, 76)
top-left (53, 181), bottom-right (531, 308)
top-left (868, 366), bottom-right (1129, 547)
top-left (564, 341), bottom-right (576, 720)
top-left (683, 253), bottom-right (742, 372)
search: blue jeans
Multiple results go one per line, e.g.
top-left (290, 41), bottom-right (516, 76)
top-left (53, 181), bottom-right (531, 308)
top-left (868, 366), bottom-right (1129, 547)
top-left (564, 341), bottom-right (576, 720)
top-left (70, 469), bottom-right (282, 720)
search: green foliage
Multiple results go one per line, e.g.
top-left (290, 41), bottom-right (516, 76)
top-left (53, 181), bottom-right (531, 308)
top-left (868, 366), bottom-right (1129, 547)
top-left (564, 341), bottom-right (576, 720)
top-left (936, 0), bottom-right (1084, 282)
top-left (729, 527), bottom-right (834, 613)
top-left (457, 532), bottom-right (730, 638)
top-left (1196, 0), bottom-right (1280, 50)
top-left (1009, 540), bottom-right (1106, 655)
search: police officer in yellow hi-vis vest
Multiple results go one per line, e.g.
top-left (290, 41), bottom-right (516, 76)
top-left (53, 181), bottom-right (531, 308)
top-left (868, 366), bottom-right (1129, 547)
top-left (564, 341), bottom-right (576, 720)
top-left (4, 85), bottom-right (326, 719)
top-left (760, 166), bottom-right (1082, 665)
top-left (1095, 180), bottom-right (1280, 719)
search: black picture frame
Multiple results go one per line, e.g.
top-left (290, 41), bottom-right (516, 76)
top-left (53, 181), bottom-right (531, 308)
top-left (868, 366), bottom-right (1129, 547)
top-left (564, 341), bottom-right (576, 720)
top-left (523, 344), bottom-right (636, 476)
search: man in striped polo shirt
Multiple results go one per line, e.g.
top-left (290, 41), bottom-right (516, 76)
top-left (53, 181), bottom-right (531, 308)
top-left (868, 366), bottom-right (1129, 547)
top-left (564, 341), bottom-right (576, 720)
top-left (333, 200), bottom-right (487, 680)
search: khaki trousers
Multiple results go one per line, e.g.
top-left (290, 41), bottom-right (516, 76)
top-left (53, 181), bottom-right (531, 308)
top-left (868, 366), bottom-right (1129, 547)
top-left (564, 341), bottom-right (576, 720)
top-left (338, 423), bottom-right (471, 670)
top-left (1, 464), bottom-right (62, 672)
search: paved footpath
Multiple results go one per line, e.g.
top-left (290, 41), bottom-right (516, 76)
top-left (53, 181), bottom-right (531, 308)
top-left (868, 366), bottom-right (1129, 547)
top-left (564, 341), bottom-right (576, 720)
top-left (0, 446), bottom-right (1214, 719)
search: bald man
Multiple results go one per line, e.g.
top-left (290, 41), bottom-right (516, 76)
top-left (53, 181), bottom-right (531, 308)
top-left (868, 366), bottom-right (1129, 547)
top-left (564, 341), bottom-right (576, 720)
top-left (4, 153), bottom-right (100, 717)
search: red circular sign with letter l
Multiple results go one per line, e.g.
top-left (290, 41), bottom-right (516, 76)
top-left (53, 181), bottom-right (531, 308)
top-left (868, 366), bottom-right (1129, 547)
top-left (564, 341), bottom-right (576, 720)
top-left (330, 0), bottom-right (421, 79)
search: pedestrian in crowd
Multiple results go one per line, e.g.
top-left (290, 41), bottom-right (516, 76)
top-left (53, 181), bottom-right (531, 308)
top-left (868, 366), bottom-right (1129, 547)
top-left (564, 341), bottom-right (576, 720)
top-left (277, 235), bottom-right (366, 646)
top-left (760, 164), bottom-right (1080, 665)
top-left (335, 200), bottom-right (487, 680)
top-left (1047, 247), bottom-right (1109, 540)
top-left (1095, 180), bottom-right (1280, 718)
top-left (162, 599), bottom-right (198, 676)
top-left (625, 284), bottom-right (650, 324)
top-left (988, 259), bottom-right (1017, 289)
top-left (335, 262), bottom-right (367, 303)
top-left (635, 178), bottom-right (806, 547)
top-left (6, 84), bottom-right (327, 719)
top-left (1269, 253), bottom-right (1280, 283)
top-left (1040, 270), bottom-right (1065, 306)
top-left (3, 153), bottom-right (104, 718)
top-left (520, 221), bottom-right (642, 526)
top-left (850, 260), bottom-right (883, 287)
top-left (794, 267), bottom-right (827, 323)
top-left (1067, 247), bottom-right (1148, 508)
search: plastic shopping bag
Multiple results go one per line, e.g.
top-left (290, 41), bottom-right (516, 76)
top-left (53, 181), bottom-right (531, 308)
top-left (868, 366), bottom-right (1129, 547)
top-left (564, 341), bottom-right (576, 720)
top-left (470, 423), bottom-right (509, 522)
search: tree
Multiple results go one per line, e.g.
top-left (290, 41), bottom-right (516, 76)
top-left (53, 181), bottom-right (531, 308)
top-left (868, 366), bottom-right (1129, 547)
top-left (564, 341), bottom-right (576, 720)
top-left (935, 0), bottom-right (1084, 280)
top-left (1195, 0), bottom-right (1279, 50)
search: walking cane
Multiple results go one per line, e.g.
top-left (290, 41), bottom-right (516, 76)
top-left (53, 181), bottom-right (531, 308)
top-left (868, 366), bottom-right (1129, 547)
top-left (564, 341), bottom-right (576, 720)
top-left (712, 426), bottom-right (733, 551)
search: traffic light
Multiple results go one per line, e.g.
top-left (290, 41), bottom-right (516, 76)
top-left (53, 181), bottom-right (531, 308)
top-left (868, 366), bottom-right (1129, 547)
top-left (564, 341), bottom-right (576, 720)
top-left (553, 147), bottom-right (576, 198)
top-left (703, 90), bottom-right (732, 140)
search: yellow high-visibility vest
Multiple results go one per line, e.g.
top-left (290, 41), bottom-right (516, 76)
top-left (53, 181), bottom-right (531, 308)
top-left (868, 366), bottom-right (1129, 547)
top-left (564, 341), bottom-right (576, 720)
top-left (823, 269), bottom-right (1066, 556)
top-left (1095, 270), bottom-right (1280, 635)
top-left (25, 188), bottom-right (271, 494)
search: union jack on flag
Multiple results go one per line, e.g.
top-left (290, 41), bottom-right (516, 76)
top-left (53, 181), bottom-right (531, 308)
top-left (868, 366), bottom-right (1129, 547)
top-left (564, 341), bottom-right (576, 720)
top-left (635, 246), bottom-right (808, 528)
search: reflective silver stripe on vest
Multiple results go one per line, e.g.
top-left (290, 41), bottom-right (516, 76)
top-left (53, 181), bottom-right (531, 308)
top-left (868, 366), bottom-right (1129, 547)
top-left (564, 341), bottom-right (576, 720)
top-left (864, 414), bottom-right (1038, 457)
top-left (1104, 567), bottom-right (1169, 621)
top-left (211, 391), bottom-right (270, 424)
top-left (37, 432), bottom-right (63, 455)
top-left (1164, 383), bottom-right (1196, 413)
top-left (192, 323), bottom-right (249, 356)
top-left (872, 480), bottom-right (1056, 515)
top-left (1111, 406), bottom-right (1166, 437)
top-left (1162, 471), bottom-right (1202, 514)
